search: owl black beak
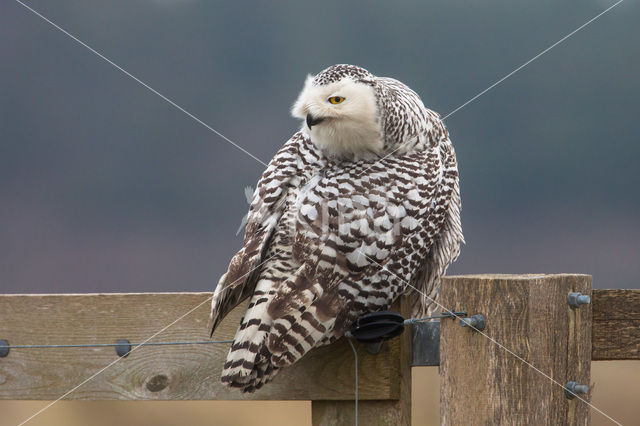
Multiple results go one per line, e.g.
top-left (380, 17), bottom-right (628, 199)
top-left (306, 113), bottom-right (324, 129)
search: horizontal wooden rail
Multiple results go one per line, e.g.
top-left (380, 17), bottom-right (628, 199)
top-left (592, 289), bottom-right (640, 360)
top-left (0, 293), bottom-right (406, 401)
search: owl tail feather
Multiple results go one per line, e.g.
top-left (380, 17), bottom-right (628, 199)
top-left (220, 281), bottom-right (280, 393)
top-left (221, 332), bottom-right (281, 393)
top-left (221, 343), bottom-right (280, 393)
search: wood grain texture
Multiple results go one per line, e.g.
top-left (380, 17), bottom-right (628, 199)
top-left (592, 289), bottom-right (640, 360)
top-left (440, 274), bottom-right (592, 426)
top-left (593, 289), bottom-right (640, 320)
top-left (0, 293), bottom-right (401, 401)
top-left (311, 400), bottom-right (406, 426)
top-left (311, 297), bottom-right (412, 426)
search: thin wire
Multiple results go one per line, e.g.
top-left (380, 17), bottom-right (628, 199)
top-left (355, 248), bottom-right (623, 426)
top-left (1, 340), bottom-right (232, 350)
top-left (16, 252), bottom-right (276, 426)
top-left (12, 0), bottom-right (268, 168)
top-left (17, 295), bottom-right (214, 426)
top-left (347, 337), bottom-right (358, 426)
top-left (404, 311), bottom-right (467, 324)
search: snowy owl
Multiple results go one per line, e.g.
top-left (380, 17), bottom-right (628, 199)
top-left (210, 64), bottom-right (463, 392)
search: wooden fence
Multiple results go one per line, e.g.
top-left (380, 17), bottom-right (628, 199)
top-left (0, 274), bottom-right (638, 425)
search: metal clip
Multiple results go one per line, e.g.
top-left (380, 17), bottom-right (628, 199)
top-left (440, 311), bottom-right (467, 320)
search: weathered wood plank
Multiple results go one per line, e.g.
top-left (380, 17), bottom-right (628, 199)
top-left (0, 293), bottom-right (401, 401)
top-left (592, 319), bottom-right (640, 360)
top-left (592, 289), bottom-right (640, 360)
top-left (311, 297), bottom-right (412, 426)
top-left (311, 400), bottom-right (406, 426)
top-left (440, 274), bottom-right (592, 425)
top-left (593, 289), bottom-right (640, 320)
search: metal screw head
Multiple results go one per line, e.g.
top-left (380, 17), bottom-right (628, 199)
top-left (459, 314), bottom-right (486, 331)
top-left (0, 339), bottom-right (9, 358)
top-left (115, 339), bottom-right (131, 357)
top-left (568, 292), bottom-right (591, 309)
top-left (565, 381), bottom-right (589, 399)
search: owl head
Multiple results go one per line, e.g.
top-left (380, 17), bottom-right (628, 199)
top-left (292, 64), bottom-right (433, 160)
top-left (291, 64), bottom-right (384, 159)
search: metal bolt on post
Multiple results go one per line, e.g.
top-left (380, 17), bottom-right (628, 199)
top-left (567, 292), bottom-right (591, 309)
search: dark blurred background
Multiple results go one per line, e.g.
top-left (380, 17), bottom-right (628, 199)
top-left (1, 0), bottom-right (638, 294)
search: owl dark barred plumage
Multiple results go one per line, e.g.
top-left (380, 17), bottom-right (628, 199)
top-left (210, 64), bottom-right (463, 392)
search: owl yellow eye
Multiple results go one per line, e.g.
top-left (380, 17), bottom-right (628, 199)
top-left (328, 96), bottom-right (345, 104)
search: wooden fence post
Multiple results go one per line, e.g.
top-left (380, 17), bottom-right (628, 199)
top-left (440, 274), bottom-right (592, 425)
top-left (311, 296), bottom-right (412, 426)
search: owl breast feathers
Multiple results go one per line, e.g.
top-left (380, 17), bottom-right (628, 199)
top-left (210, 64), bottom-right (463, 392)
